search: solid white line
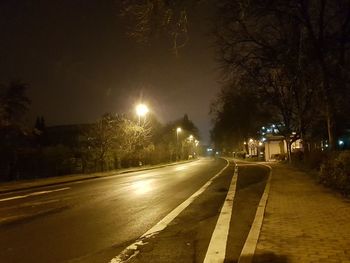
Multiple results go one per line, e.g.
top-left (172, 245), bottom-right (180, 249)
top-left (0, 187), bottom-right (71, 202)
top-left (238, 164), bottom-right (272, 263)
top-left (203, 164), bottom-right (238, 263)
top-left (109, 159), bottom-right (230, 263)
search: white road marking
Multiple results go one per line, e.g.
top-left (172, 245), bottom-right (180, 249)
top-left (203, 164), bottom-right (238, 263)
top-left (0, 214), bottom-right (29, 225)
top-left (238, 164), bottom-right (272, 263)
top-left (109, 159), bottom-right (230, 263)
top-left (20, 199), bottom-right (61, 207)
top-left (0, 187), bottom-right (70, 202)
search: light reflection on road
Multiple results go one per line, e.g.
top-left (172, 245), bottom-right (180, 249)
top-left (132, 180), bottom-right (153, 195)
top-left (175, 166), bottom-right (187, 171)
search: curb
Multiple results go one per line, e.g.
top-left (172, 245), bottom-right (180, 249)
top-left (0, 159), bottom-right (197, 195)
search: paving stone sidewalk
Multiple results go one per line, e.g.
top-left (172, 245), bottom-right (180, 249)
top-left (254, 164), bottom-right (350, 263)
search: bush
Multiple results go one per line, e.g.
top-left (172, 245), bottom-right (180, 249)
top-left (271, 153), bottom-right (287, 161)
top-left (319, 151), bottom-right (350, 196)
top-left (293, 150), bottom-right (328, 170)
top-left (304, 150), bottom-right (327, 170)
top-left (234, 151), bottom-right (247, 159)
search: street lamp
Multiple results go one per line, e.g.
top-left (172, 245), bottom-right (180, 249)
top-left (136, 103), bottom-right (149, 125)
top-left (176, 127), bottom-right (182, 161)
top-left (195, 139), bottom-right (199, 146)
top-left (176, 127), bottom-right (182, 144)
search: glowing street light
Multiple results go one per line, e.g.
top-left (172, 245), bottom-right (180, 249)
top-left (136, 103), bottom-right (149, 117)
top-left (176, 127), bottom-right (182, 142)
top-left (176, 127), bottom-right (182, 161)
top-left (195, 139), bottom-right (199, 146)
top-left (136, 103), bottom-right (149, 125)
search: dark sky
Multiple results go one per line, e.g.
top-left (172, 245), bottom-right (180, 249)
top-left (0, 0), bottom-right (220, 143)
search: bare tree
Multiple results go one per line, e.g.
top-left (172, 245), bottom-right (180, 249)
top-left (86, 113), bottom-right (153, 170)
top-left (119, 0), bottom-right (201, 55)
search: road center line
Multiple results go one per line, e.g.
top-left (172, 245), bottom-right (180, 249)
top-left (0, 187), bottom-right (71, 202)
top-left (109, 159), bottom-right (230, 263)
top-left (203, 164), bottom-right (238, 263)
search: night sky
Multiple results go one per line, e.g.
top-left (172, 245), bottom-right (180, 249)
top-left (0, 0), bottom-right (219, 143)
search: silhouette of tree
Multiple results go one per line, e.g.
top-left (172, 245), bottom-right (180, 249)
top-left (119, 0), bottom-right (201, 55)
top-left (0, 81), bottom-right (30, 180)
top-left (0, 81), bottom-right (30, 127)
top-left (213, 0), bottom-right (350, 150)
top-left (210, 81), bottom-right (271, 152)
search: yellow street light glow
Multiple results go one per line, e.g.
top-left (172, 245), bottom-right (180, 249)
top-left (249, 138), bottom-right (254, 143)
top-left (176, 127), bottom-right (182, 133)
top-left (136, 104), bottom-right (149, 117)
top-left (132, 179), bottom-right (153, 194)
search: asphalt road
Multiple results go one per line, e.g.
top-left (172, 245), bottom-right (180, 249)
top-left (0, 158), bottom-right (270, 263)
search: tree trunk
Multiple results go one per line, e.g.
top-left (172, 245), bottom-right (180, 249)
top-left (326, 105), bottom-right (336, 150)
top-left (286, 139), bottom-right (292, 163)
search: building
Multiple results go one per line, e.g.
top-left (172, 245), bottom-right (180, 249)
top-left (264, 135), bottom-right (303, 161)
top-left (264, 135), bottom-right (287, 161)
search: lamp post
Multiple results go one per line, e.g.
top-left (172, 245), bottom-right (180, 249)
top-left (176, 127), bottom-right (182, 161)
top-left (136, 103), bottom-right (149, 125)
top-left (135, 103), bottom-right (149, 166)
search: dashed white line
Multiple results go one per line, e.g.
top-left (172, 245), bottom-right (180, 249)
top-left (203, 164), bottom-right (238, 263)
top-left (0, 187), bottom-right (71, 202)
top-left (109, 159), bottom-right (230, 263)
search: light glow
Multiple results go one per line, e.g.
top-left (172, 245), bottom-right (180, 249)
top-left (132, 180), bottom-right (153, 194)
top-left (136, 104), bottom-right (149, 117)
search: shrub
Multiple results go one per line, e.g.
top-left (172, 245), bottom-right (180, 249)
top-left (235, 151), bottom-right (247, 159)
top-left (293, 150), bottom-right (328, 170)
top-left (271, 153), bottom-right (287, 161)
top-left (319, 151), bottom-right (350, 196)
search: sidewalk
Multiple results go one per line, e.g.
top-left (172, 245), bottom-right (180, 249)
top-left (0, 159), bottom-right (196, 194)
top-left (254, 164), bottom-right (350, 263)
